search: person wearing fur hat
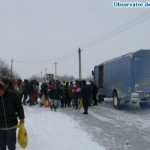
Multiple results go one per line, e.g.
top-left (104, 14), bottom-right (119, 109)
top-left (0, 81), bottom-right (25, 150)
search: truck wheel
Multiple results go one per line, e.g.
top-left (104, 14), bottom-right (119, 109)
top-left (113, 95), bottom-right (120, 109)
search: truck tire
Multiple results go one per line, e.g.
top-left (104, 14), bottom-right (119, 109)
top-left (113, 95), bottom-right (120, 109)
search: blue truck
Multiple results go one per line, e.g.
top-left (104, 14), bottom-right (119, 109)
top-left (93, 49), bottom-right (150, 108)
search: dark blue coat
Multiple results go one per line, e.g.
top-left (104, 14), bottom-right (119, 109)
top-left (81, 84), bottom-right (91, 99)
top-left (0, 89), bottom-right (25, 128)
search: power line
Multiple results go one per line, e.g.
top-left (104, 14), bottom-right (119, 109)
top-left (13, 51), bottom-right (78, 78)
top-left (8, 11), bottom-right (150, 66)
top-left (5, 11), bottom-right (150, 78)
top-left (14, 51), bottom-right (77, 64)
top-left (83, 10), bottom-right (150, 49)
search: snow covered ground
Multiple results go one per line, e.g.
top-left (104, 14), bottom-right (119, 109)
top-left (61, 100), bottom-right (150, 150)
top-left (16, 99), bottom-right (150, 150)
top-left (16, 106), bottom-right (105, 150)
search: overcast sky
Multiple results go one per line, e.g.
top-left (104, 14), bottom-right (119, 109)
top-left (0, 0), bottom-right (150, 79)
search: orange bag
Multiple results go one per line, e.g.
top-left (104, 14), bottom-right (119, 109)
top-left (44, 99), bottom-right (50, 107)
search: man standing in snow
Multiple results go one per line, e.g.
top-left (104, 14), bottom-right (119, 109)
top-left (0, 80), bottom-right (25, 150)
top-left (49, 83), bottom-right (60, 111)
top-left (81, 80), bottom-right (91, 114)
top-left (90, 81), bottom-right (98, 106)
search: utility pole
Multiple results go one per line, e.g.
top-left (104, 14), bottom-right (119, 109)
top-left (78, 48), bottom-right (82, 80)
top-left (10, 59), bottom-right (13, 79)
top-left (55, 62), bottom-right (57, 80)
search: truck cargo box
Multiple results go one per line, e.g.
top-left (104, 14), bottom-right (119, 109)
top-left (93, 49), bottom-right (150, 108)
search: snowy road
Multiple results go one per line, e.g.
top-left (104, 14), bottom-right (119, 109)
top-left (62, 100), bottom-right (150, 150)
top-left (17, 100), bottom-right (150, 150)
top-left (16, 105), bottom-right (105, 150)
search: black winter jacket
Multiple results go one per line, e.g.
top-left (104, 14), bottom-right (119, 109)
top-left (49, 87), bottom-right (60, 100)
top-left (81, 84), bottom-right (91, 99)
top-left (0, 89), bottom-right (25, 128)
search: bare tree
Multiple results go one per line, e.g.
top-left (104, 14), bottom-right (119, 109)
top-left (0, 59), bottom-right (19, 79)
top-left (0, 59), bottom-right (11, 78)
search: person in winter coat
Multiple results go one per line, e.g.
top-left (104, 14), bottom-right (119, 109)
top-left (59, 84), bottom-right (65, 108)
top-left (63, 82), bottom-right (69, 107)
top-left (39, 82), bottom-right (48, 107)
top-left (22, 79), bottom-right (30, 105)
top-left (26, 80), bottom-right (34, 106)
top-left (32, 80), bottom-right (39, 105)
top-left (91, 82), bottom-right (98, 106)
top-left (49, 84), bottom-right (60, 111)
top-left (14, 79), bottom-right (24, 101)
top-left (68, 82), bottom-right (73, 107)
top-left (81, 80), bottom-right (91, 114)
top-left (0, 80), bottom-right (25, 150)
top-left (72, 80), bottom-right (81, 109)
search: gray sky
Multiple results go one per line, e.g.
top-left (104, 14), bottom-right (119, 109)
top-left (0, 0), bottom-right (150, 79)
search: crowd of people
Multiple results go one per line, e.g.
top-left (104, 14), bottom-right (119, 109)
top-left (0, 77), bottom-right (99, 114)
top-left (21, 80), bottom-right (97, 114)
top-left (14, 78), bottom-right (98, 114)
top-left (12, 78), bottom-right (98, 113)
top-left (0, 76), bottom-right (99, 150)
